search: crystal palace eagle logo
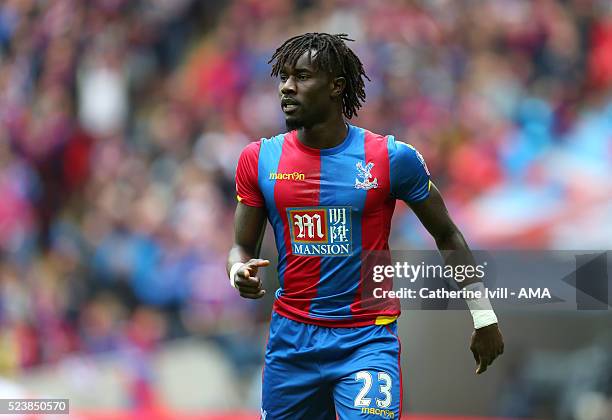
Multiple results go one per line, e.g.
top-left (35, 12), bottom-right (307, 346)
top-left (354, 161), bottom-right (378, 190)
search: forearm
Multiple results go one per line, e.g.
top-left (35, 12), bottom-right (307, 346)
top-left (226, 245), bottom-right (258, 275)
top-left (410, 183), bottom-right (502, 362)
top-left (227, 202), bottom-right (267, 275)
top-left (434, 227), bottom-right (469, 252)
top-left (433, 228), bottom-right (481, 288)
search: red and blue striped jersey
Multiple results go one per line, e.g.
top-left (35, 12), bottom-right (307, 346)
top-left (235, 124), bottom-right (431, 327)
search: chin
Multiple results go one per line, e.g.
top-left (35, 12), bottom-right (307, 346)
top-left (285, 117), bottom-right (304, 131)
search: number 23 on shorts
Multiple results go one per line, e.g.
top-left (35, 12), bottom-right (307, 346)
top-left (351, 370), bottom-right (398, 418)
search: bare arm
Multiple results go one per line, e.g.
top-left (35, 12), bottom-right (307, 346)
top-left (408, 183), bottom-right (469, 250)
top-left (227, 202), bottom-right (269, 299)
top-left (227, 202), bottom-right (267, 271)
top-left (408, 183), bottom-right (478, 286)
top-left (408, 183), bottom-right (504, 374)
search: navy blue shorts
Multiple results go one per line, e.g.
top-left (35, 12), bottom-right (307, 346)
top-left (261, 312), bottom-right (402, 419)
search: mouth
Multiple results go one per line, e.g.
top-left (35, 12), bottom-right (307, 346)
top-left (281, 98), bottom-right (300, 114)
top-left (282, 103), bottom-right (299, 114)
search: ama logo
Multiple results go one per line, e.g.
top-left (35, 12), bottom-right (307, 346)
top-left (287, 207), bottom-right (352, 256)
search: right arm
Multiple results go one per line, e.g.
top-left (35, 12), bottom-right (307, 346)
top-left (229, 140), bottom-right (270, 299)
top-left (226, 202), bottom-right (270, 299)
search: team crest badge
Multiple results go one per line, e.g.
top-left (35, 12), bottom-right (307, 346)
top-left (355, 161), bottom-right (378, 190)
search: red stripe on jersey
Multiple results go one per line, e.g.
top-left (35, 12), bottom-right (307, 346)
top-left (353, 132), bottom-right (400, 318)
top-left (273, 131), bottom-right (321, 315)
top-left (235, 140), bottom-right (264, 207)
top-left (362, 131), bottom-right (393, 251)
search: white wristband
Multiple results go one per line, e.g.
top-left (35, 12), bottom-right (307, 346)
top-left (463, 282), bottom-right (498, 329)
top-left (229, 262), bottom-right (244, 289)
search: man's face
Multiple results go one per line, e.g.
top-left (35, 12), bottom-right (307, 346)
top-left (278, 50), bottom-right (337, 131)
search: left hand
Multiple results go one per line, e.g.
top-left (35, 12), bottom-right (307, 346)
top-left (470, 323), bottom-right (504, 374)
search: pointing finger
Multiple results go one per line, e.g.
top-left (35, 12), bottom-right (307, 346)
top-left (247, 259), bottom-right (270, 268)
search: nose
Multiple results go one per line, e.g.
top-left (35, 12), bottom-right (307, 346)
top-left (280, 76), bottom-right (296, 95)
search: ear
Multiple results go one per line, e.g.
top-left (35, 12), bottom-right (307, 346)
top-left (330, 76), bottom-right (346, 100)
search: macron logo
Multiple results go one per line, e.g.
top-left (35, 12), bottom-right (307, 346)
top-left (269, 171), bottom-right (305, 181)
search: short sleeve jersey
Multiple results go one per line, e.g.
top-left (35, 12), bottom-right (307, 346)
top-left (235, 124), bottom-right (430, 327)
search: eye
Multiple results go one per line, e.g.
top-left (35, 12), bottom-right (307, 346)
top-left (279, 74), bottom-right (288, 82)
top-left (298, 73), bottom-right (310, 81)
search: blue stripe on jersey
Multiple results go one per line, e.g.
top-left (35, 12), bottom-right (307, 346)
top-left (258, 134), bottom-right (287, 290)
top-left (387, 135), bottom-right (397, 201)
top-left (311, 125), bottom-right (367, 318)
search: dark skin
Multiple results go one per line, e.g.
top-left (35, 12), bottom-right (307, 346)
top-left (227, 50), bottom-right (504, 374)
top-left (278, 50), bottom-right (348, 146)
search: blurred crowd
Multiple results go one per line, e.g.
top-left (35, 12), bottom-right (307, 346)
top-left (0, 0), bottom-right (257, 406)
top-left (0, 0), bottom-right (611, 411)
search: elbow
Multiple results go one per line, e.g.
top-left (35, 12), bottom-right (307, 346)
top-left (433, 226), bottom-right (465, 249)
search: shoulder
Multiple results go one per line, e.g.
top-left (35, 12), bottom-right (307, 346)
top-left (237, 140), bottom-right (262, 173)
top-left (240, 140), bottom-right (262, 156)
top-left (387, 137), bottom-right (430, 178)
top-left (356, 126), bottom-right (418, 158)
top-left (261, 132), bottom-right (288, 147)
top-left (351, 126), bottom-right (392, 163)
top-left (355, 126), bottom-right (415, 154)
top-left (239, 132), bottom-right (287, 153)
top-left (388, 136), bottom-right (424, 159)
top-left (238, 132), bottom-right (289, 168)
top-left (387, 135), bottom-right (414, 153)
top-left (359, 126), bottom-right (389, 146)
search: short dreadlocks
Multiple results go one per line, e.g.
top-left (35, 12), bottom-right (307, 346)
top-left (269, 33), bottom-right (370, 120)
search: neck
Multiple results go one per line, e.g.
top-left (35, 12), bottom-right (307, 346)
top-left (296, 114), bottom-right (348, 149)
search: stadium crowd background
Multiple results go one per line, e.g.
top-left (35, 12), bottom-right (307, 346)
top-left (0, 0), bottom-right (611, 417)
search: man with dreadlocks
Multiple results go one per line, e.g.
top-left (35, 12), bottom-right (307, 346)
top-left (227, 33), bottom-right (504, 419)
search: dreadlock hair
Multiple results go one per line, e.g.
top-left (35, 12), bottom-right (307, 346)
top-left (269, 33), bottom-right (370, 120)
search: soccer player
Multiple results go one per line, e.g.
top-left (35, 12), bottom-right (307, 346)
top-left (227, 33), bottom-right (504, 419)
